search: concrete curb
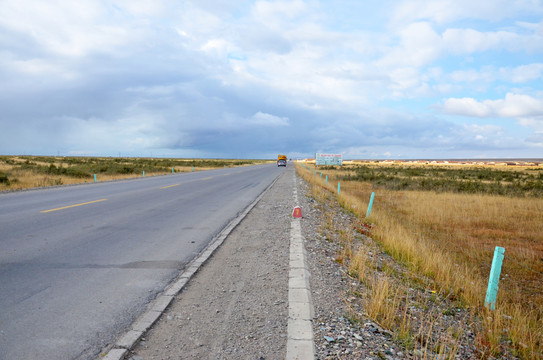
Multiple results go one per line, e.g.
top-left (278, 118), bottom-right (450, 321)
top-left (286, 173), bottom-right (315, 360)
top-left (99, 172), bottom-right (283, 360)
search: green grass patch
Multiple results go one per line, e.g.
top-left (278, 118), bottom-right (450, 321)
top-left (338, 165), bottom-right (543, 197)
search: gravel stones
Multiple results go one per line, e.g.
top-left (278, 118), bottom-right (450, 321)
top-left (126, 169), bottom-right (293, 359)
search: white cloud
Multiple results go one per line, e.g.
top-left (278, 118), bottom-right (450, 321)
top-left (111, 0), bottom-right (166, 16)
top-left (444, 63), bottom-right (543, 89)
top-left (463, 123), bottom-right (504, 137)
top-left (509, 63), bottom-right (543, 83)
top-left (497, 93), bottom-right (543, 118)
top-left (449, 68), bottom-right (493, 83)
top-left (201, 38), bottom-right (236, 57)
top-left (0, 0), bottom-right (140, 57)
top-left (249, 112), bottom-right (290, 127)
top-left (443, 28), bottom-right (520, 55)
top-left (442, 93), bottom-right (543, 131)
top-left (391, 0), bottom-right (543, 26)
top-left (252, 0), bottom-right (310, 28)
top-left (374, 18), bottom-right (542, 98)
top-left (443, 93), bottom-right (543, 118)
top-left (442, 97), bottom-right (493, 117)
top-left (379, 22), bottom-right (441, 68)
top-left (518, 118), bottom-right (543, 132)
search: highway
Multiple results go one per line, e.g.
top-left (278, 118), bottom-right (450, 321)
top-left (0, 164), bottom-right (283, 360)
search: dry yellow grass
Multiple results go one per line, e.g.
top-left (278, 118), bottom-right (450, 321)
top-left (0, 156), bottom-right (270, 191)
top-left (296, 162), bottom-right (543, 359)
top-left (348, 245), bottom-right (371, 284)
top-left (0, 168), bottom-right (179, 190)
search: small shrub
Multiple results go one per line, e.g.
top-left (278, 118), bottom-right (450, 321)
top-left (0, 172), bottom-right (10, 185)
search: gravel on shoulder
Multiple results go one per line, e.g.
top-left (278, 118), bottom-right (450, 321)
top-left (125, 166), bottom-right (295, 360)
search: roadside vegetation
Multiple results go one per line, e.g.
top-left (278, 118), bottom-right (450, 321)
top-left (336, 163), bottom-right (543, 198)
top-left (0, 155), bottom-right (271, 190)
top-left (297, 162), bottom-right (542, 359)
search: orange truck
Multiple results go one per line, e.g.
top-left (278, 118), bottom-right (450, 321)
top-left (277, 154), bottom-right (287, 167)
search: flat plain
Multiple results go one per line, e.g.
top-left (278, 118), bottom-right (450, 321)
top-left (0, 155), bottom-right (271, 190)
top-left (297, 160), bottom-right (543, 359)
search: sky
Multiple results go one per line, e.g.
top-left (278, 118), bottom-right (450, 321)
top-left (1, 0), bottom-right (542, 159)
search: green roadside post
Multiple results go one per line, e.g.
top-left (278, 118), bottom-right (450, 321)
top-left (366, 192), bottom-right (375, 218)
top-left (320, 172), bottom-right (322, 177)
top-left (143, 171), bottom-right (145, 177)
top-left (94, 174), bottom-right (97, 183)
top-left (192, 166), bottom-right (194, 172)
top-left (326, 175), bottom-right (328, 184)
top-left (172, 167), bottom-right (174, 174)
top-left (485, 246), bottom-right (505, 311)
top-left (338, 182), bottom-right (341, 195)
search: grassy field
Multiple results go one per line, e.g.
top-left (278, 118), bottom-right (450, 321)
top-left (297, 161), bottom-right (542, 359)
top-left (337, 163), bottom-right (543, 197)
top-left (0, 155), bottom-right (271, 190)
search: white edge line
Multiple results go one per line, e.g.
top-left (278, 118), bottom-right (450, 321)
top-left (286, 172), bottom-right (316, 360)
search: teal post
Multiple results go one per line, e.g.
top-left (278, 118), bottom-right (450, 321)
top-left (485, 246), bottom-right (505, 310)
top-left (94, 174), bottom-right (97, 183)
top-left (338, 182), bottom-right (341, 195)
top-left (192, 166), bottom-right (194, 172)
top-left (320, 172), bottom-right (322, 177)
top-left (172, 167), bottom-right (174, 174)
top-left (326, 175), bottom-right (328, 184)
top-left (143, 171), bottom-right (145, 177)
top-left (366, 192), bottom-right (375, 218)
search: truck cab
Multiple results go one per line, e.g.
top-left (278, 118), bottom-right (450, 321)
top-left (277, 155), bottom-right (287, 167)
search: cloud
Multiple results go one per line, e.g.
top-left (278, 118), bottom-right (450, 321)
top-left (0, 1), bottom-right (144, 58)
top-left (443, 28), bottom-right (521, 55)
top-left (509, 63), bottom-right (543, 83)
top-left (1, 0), bottom-right (543, 158)
top-left (379, 22), bottom-right (441, 68)
top-left (442, 93), bottom-right (543, 118)
top-left (441, 93), bottom-right (543, 132)
top-left (442, 97), bottom-right (494, 117)
top-left (525, 132), bottom-right (543, 147)
top-left (248, 112), bottom-right (290, 126)
top-left (251, 0), bottom-right (310, 27)
top-left (391, 0), bottom-right (543, 26)
top-left (236, 26), bottom-right (292, 54)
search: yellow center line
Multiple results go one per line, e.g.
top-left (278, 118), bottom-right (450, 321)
top-left (160, 183), bottom-right (180, 189)
top-left (41, 199), bottom-right (108, 213)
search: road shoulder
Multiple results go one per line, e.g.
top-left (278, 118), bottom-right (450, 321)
top-left (123, 167), bottom-right (295, 359)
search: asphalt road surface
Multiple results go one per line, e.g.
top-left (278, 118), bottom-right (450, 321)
top-left (0, 164), bottom-right (284, 360)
